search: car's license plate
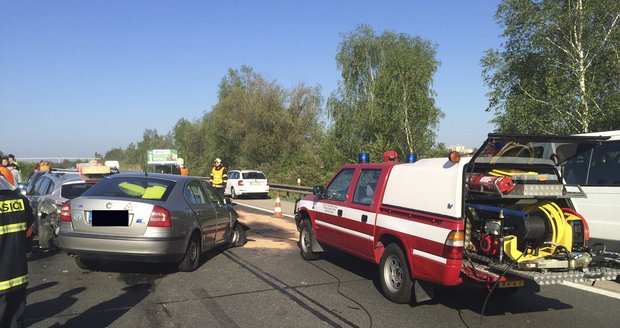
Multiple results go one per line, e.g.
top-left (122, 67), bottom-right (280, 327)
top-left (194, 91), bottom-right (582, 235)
top-left (499, 280), bottom-right (524, 288)
top-left (91, 210), bottom-right (129, 226)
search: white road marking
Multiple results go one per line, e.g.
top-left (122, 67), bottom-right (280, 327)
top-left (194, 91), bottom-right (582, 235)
top-left (562, 281), bottom-right (620, 299)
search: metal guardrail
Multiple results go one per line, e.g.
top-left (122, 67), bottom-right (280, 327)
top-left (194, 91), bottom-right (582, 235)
top-left (269, 183), bottom-right (313, 197)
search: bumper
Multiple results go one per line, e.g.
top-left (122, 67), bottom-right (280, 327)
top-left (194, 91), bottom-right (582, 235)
top-left (237, 187), bottom-right (269, 195)
top-left (59, 231), bottom-right (187, 263)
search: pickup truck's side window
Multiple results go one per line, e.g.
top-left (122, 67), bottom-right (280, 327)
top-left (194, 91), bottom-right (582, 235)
top-left (325, 169), bottom-right (354, 202)
top-left (353, 169), bottom-right (381, 206)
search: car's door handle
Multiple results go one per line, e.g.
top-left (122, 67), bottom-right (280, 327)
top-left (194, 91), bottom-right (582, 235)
top-left (361, 214), bottom-right (368, 223)
top-left (337, 209), bottom-right (343, 216)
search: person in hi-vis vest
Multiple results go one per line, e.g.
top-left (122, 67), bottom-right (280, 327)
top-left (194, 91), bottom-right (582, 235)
top-left (210, 158), bottom-right (227, 197)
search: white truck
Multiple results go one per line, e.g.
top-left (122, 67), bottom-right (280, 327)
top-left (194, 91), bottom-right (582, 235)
top-left (295, 134), bottom-right (620, 304)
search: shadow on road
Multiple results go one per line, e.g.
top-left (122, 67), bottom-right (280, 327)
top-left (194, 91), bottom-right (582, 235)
top-left (304, 245), bottom-right (573, 318)
top-left (25, 287), bottom-right (86, 326)
top-left (433, 282), bottom-right (572, 316)
top-left (49, 284), bottom-right (151, 328)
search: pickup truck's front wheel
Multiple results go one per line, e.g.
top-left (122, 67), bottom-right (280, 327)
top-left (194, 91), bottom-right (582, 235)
top-left (380, 243), bottom-right (413, 304)
top-left (299, 221), bottom-right (320, 260)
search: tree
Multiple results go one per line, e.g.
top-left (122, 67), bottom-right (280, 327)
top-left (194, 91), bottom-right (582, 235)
top-left (482, 0), bottom-right (620, 134)
top-left (199, 66), bottom-right (325, 184)
top-left (327, 25), bottom-right (442, 164)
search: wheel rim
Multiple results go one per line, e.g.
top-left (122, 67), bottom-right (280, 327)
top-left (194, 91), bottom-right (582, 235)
top-left (301, 228), bottom-right (311, 253)
top-left (231, 227), bottom-right (239, 244)
top-left (383, 254), bottom-right (403, 293)
top-left (189, 239), bottom-right (198, 263)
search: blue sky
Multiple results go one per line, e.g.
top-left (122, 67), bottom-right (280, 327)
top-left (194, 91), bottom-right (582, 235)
top-left (1, 0), bottom-right (502, 159)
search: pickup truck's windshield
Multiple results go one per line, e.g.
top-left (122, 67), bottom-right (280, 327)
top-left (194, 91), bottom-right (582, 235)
top-left (325, 169), bottom-right (354, 202)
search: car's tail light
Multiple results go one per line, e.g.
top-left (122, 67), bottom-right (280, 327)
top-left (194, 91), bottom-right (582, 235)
top-left (238, 180), bottom-right (244, 186)
top-left (266, 179), bottom-right (269, 186)
top-left (148, 205), bottom-right (171, 227)
top-left (59, 201), bottom-right (71, 222)
top-left (442, 230), bottom-right (464, 260)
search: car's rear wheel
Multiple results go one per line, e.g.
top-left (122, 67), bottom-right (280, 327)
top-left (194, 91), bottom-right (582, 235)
top-left (230, 223), bottom-right (247, 247)
top-left (231, 188), bottom-right (238, 199)
top-left (299, 221), bottom-right (320, 260)
top-left (178, 233), bottom-right (201, 272)
top-left (380, 243), bottom-right (413, 304)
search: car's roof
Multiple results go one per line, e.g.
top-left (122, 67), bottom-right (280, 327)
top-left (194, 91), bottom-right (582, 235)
top-left (231, 169), bottom-right (264, 173)
top-left (105, 172), bottom-right (193, 182)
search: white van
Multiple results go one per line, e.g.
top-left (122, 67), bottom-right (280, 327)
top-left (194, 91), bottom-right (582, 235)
top-left (563, 130), bottom-right (620, 252)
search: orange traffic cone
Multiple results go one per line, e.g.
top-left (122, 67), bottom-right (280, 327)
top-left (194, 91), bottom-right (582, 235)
top-left (274, 194), bottom-right (283, 218)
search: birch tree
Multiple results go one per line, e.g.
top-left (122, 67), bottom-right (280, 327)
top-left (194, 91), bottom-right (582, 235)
top-left (482, 0), bottom-right (620, 134)
top-left (327, 25), bottom-right (442, 163)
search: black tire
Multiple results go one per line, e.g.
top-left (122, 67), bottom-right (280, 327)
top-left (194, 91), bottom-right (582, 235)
top-left (75, 257), bottom-right (100, 270)
top-left (230, 223), bottom-right (247, 247)
top-left (299, 221), bottom-right (320, 261)
top-left (380, 243), bottom-right (414, 304)
top-left (178, 234), bottom-right (201, 272)
top-left (231, 188), bottom-right (237, 199)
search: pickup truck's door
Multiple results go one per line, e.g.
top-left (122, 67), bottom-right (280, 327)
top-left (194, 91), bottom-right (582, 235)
top-left (313, 167), bottom-right (379, 260)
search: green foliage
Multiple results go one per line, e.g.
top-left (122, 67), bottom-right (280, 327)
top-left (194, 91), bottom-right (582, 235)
top-left (482, 0), bottom-right (620, 134)
top-left (327, 24), bottom-right (443, 163)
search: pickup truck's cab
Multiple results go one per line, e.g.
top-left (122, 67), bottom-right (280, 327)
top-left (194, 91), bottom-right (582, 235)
top-left (295, 134), bottom-right (620, 304)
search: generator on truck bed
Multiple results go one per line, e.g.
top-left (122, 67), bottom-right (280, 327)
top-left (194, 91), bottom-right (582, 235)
top-left (294, 133), bottom-right (620, 304)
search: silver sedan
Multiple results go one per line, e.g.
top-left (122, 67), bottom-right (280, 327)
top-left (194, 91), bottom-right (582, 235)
top-left (58, 172), bottom-right (246, 271)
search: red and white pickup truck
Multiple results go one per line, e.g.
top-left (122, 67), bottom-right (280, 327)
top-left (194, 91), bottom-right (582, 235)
top-left (295, 134), bottom-right (620, 304)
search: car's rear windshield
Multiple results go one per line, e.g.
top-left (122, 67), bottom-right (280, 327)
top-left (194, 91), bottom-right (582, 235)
top-left (243, 172), bottom-right (266, 179)
top-left (61, 182), bottom-right (98, 199)
top-left (82, 176), bottom-right (175, 201)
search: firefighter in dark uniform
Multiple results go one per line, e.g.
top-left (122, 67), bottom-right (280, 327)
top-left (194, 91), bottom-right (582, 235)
top-left (0, 184), bottom-right (34, 328)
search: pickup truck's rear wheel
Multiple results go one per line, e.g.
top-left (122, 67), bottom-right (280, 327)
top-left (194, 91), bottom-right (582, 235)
top-left (380, 243), bottom-right (413, 304)
top-left (299, 221), bottom-right (320, 260)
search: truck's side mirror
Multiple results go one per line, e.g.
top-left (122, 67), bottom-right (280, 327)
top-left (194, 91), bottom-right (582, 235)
top-left (313, 186), bottom-right (324, 196)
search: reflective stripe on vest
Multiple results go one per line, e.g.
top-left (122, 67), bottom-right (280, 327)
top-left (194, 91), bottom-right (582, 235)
top-left (0, 222), bottom-right (27, 236)
top-left (0, 274), bottom-right (29, 292)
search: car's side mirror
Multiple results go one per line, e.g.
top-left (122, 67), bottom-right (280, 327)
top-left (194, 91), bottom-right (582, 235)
top-left (313, 186), bottom-right (324, 196)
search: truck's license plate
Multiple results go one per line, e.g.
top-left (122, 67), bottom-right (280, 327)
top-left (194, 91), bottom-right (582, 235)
top-left (499, 280), bottom-right (524, 288)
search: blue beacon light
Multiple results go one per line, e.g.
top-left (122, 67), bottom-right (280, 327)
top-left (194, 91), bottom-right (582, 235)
top-left (406, 153), bottom-right (417, 163)
top-left (358, 153), bottom-right (370, 163)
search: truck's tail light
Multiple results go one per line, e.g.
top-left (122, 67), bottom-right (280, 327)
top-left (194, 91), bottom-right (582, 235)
top-left (59, 201), bottom-right (71, 222)
top-left (148, 205), bottom-right (171, 227)
top-left (442, 230), bottom-right (464, 260)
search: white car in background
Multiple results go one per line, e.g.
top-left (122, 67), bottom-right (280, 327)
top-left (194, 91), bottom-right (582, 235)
top-left (225, 170), bottom-right (269, 199)
top-left (563, 130), bottom-right (620, 252)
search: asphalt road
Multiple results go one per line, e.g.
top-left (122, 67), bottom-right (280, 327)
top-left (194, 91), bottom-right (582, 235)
top-left (23, 198), bottom-right (620, 328)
